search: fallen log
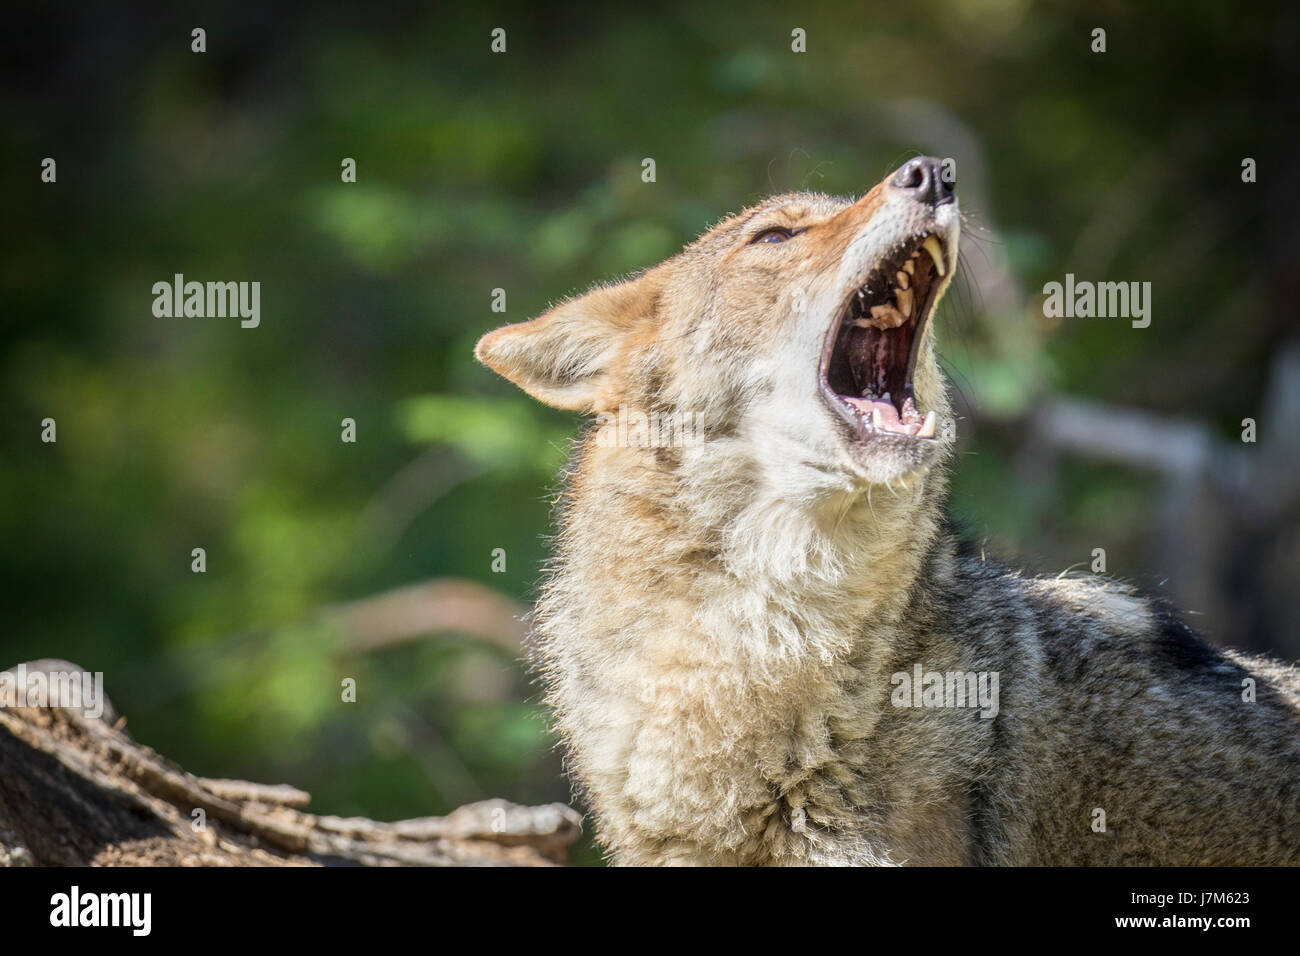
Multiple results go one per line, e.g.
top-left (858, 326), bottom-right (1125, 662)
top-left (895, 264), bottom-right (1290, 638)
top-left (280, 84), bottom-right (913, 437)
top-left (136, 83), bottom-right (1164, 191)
top-left (0, 660), bottom-right (580, 867)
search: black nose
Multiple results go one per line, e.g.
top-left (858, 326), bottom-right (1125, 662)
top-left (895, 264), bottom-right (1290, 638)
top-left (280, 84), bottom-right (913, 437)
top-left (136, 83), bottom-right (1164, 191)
top-left (891, 156), bottom-right (955, 207)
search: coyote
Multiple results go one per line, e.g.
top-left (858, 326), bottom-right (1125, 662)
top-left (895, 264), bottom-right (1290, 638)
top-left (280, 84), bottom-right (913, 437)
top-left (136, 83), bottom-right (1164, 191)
top-left (475, 158), bottom-right (1300, 865)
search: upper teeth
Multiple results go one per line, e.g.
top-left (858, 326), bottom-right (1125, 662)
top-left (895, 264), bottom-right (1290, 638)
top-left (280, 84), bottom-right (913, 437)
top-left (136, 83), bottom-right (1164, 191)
top-left (922, 236), bottom-right (946, 277)
top-left (850, 236), bottom-right (947, 328)
top-left (895, 287), bottom-right (913, 318)
top-left (867, 304), bottom-right (906, 328)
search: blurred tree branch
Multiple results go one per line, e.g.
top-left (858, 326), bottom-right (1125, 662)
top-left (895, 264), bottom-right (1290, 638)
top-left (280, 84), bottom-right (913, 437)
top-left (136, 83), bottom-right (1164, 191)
top-left (328, 577), bottom-right (528, 654)
top-left (965, 342), bottom-right (1300, 658)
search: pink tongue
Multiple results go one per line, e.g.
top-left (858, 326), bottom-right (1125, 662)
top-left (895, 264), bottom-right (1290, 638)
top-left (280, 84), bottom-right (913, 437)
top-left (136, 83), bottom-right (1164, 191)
top-left (843, 396), bottom-right (904, 431)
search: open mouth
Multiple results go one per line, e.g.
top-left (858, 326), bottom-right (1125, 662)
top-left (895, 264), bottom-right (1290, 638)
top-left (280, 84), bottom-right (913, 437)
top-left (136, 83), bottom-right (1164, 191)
top-left (819, 234), bottom-right (947, 441)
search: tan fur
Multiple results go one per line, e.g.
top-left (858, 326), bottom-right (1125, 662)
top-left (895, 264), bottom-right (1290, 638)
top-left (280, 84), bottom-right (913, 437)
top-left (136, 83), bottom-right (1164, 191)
top-left (475, 164), bottom-right (1300, 866)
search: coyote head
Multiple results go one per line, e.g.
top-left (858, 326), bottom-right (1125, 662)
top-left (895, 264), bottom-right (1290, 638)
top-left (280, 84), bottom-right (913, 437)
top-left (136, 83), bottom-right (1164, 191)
top-left (477, 157), bottom-right (959, 494)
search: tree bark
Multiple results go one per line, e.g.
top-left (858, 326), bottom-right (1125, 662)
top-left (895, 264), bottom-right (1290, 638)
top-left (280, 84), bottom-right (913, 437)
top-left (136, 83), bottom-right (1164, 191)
top-left (0, 660), bottom-right (580, 867)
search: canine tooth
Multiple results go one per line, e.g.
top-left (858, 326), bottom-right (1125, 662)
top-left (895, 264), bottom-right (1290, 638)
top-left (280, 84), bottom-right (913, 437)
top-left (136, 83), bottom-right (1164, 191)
top-left (904, 258), bottom-right (915, 275)
top-left (896, 287), bottom-right (914, 317)
top-left (871, 407), bottom-right (883, 430)
top-left (922, 236), bottom-right (946, 277)
top-left (917, 411), bottom-right (937, 438)
top-left (896, 271), bottom-right (909, 290)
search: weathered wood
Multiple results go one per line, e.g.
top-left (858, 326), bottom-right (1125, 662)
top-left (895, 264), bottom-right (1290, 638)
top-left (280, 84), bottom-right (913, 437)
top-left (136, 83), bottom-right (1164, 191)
top-left (0, 660), bottom-right (580, 867)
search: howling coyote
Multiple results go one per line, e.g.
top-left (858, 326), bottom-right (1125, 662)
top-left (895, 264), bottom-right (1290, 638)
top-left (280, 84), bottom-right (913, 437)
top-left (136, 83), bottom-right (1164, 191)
top-left (475, 157), bottom-right (1300, 865)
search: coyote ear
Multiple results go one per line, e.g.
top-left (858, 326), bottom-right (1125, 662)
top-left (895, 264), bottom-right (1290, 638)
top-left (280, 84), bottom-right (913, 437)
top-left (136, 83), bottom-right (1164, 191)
top-left (474, 277), bottom-right (654, 412)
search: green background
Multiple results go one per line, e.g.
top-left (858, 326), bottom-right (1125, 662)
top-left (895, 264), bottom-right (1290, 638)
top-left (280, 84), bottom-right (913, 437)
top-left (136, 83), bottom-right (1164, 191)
top-left (3, 2), bottom-right (1297, 863)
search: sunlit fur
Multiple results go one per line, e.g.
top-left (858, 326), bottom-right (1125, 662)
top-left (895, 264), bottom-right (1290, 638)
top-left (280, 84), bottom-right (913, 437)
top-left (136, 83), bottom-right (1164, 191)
top-left (476, 168), bottom-right (1300, 865)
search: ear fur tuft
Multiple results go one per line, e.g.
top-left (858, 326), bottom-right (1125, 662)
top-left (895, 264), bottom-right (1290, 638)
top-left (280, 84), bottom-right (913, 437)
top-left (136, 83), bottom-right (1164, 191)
top-left (474, 277), bottom-right (656, 412)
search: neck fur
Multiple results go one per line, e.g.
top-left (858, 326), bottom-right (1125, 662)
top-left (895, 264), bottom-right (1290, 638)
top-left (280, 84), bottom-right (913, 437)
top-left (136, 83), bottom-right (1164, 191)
top-left (538, 435), bottom-right (948, 689)
top-left (531, 434), bottom-right (950, 862)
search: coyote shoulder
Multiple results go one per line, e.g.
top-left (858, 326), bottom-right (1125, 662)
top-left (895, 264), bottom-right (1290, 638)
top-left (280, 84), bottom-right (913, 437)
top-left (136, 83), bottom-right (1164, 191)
top-left (476, 158), bottom-right (1300, 865)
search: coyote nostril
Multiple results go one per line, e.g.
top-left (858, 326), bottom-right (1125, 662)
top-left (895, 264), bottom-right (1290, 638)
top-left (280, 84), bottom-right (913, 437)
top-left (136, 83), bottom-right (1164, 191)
top-left (891, 156), bottom-right (955, 208)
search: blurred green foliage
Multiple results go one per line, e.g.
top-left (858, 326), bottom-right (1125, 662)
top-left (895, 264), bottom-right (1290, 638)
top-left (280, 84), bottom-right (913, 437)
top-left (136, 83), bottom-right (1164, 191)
top-left (1, 1), bottom-right (1293, 862)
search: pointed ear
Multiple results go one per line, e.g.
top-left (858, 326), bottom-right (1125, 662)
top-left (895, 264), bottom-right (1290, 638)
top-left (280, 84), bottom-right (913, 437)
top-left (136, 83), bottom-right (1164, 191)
top-left (474, 277), bottom-right (656, 412)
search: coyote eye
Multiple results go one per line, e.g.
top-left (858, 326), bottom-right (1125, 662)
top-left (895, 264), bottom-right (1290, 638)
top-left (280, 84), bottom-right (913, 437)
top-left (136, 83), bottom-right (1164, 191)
top-left (751, 227), bottom-right (801, 244)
